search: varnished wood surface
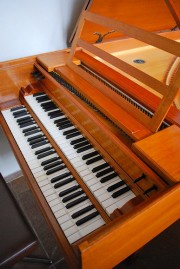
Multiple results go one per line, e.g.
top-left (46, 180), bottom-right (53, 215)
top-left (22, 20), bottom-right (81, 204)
top-left (35, 63), bottom-right (167, 192)
top-left (55, 64), bottom-right (152, 140)
top-left (36, 49), bottom-right (80, 72)
top-left (69, 10), bottom-right (180, 132)
top-left (133, 125), bottom-right (180, 183)
top-left (68, 7), bottom-right (180, 132)
top-left (110, 40), bottom-right (180, 83)
top-left (95, 30), bottom-right (180, 54)
top-left (0, 56), bottom-right (36, 109)
top-left (0, 1), bottom-right (179, 268)
top-left (71, 10), bottom-right (180, 135)
top-left (71, 0), bottom-right (177, 44)
top-left (0, 60), bottom-right (175, 269)
top-left (79, 183), bottom-right (180, 269)
top-left (165, 0), bottom-right (180, 28)
top-left (95, 30), bottom-right (180, 110)
top-left (0, 75), bottom-right (169, 268)
top-left (35, 31), bottom-right (180, 128)
top-left (36, 64), bottom-right (167, 189)
top-left (0, 50), bottom-right (72, 109)
top-left (75, 50), bottom-right (180, 127)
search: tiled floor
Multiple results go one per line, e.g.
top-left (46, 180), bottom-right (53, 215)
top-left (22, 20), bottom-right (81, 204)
top-left (6, 175), bottom-right (180, 269)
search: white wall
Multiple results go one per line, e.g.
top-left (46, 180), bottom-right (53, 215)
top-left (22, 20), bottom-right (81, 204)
top-left (0, 0), bottom-right (84, 62)
top-left (0, 127), bottom-right (20, 177)
top-left (0, 0), bottom-right (84, 177)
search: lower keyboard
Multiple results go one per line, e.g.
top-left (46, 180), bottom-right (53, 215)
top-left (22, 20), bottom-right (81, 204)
top-left (2, 105), bottom-right (105, 244)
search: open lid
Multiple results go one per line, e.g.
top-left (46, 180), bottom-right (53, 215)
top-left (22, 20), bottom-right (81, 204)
top-left (69, 0), bottom-right (180, 44)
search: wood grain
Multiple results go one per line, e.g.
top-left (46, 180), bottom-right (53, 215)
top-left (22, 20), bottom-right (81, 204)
top-left (37, 49), bottom-right (80, 72)
top-left (133, 125), bottom-right (180, 183)
top-left (79, 183), bottom-right (180, 269)
top-left (78, 0), bottom-right (177, 43)
top-left (75, 50), bottom-right (180, 126)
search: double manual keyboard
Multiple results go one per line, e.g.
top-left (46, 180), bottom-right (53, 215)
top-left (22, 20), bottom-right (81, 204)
top-left (2, 106), bottom-right (105, 244)
top-left (25, 92), bottom-right (135, 214)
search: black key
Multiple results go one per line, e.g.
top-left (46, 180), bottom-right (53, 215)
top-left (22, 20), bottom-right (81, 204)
top-left (19, 121), bottom-right (35, 128)
top-left (56, 119), bottom-right (70, 127)
top-left (96, 167), bottom-right (114, 178)
top-left (46, 164), bottom-right (66, 175)
top-left (42, 102), bottom-right (54, 106)
top-left (51, 172), bottom-right (71, 183)
top-left (29, 137), bottom-right (46, 146)
top-left (50, 113), bottom-right (64, 119)
top-left (43, 161), bottom-right (63, 171)
top-left (17, 117), bottom-right (33, 126)
top-left (13, 109), bottom-right (27, 116)
top-left (48, 111), bottom-right (62, 116)
top-left (107, 181), bottom-right (125, 192)
top-left (22, 126), bottom-right (38, 133)
top-left (76, 144), bottom-right (92, 153)
top-left (41, 156), bottom-right (60, 166)
top-left (66, 195), bottom-right (88, 209)
top-left (36, 96), bottom-right (50, 103)
top-left (41, 105), bottom-right (54, 110)
top-left (62, 190), bottom-right (84, 203)
top-left (18, 120), bottom-right (35, 128)
top-left (40, 101), bottom-right (53, 107)
top-left (31, 140), bottom-right (48, 149)
top-left (73, 141), bottom-right (89, 149)
top-left (17, 116), bottom-right (32, 123)
top-left (54, 117), bottom-right (67, 124)
top-left (66, 131), bottom-right (81, 139)
top-left (63, 128), bottom-right (78, 136)
top-left (14, 112), bottom-right (29, 118)
top-left (24, 129), bottom-right (40, 137)
top-left (82, 151), bottom-right (99, 160)
top-left (76, 211), bottom-right (99, 226)
top-left (35, 146), bottom-right (52, 155)
top-left (54, 177), bottom-right (74, 188)
top-left (13, 110), bottom-right (28, 116)
top-left (36, 97), bottom-right (49, 103)
top-left (71, 205), bottom-right (94, 219)
top-left (37, 150), bottom-right (55, 159)
top-left (70, 137), bottom-right (86, 145)
top-left (59, 185), bottom-right (80, 197)
top-left (86, 155), bottom-right (102, 165)
top-left (92, 163), bottom-right (109, 173)
top-left (48, 110), bottom-right (61, 117)
top-left (44, 107), bottom-right (57, 112)
top-left (59, 123), bottom-right (73, 130)
top-left (33, 92), bottom-right (45, 97)
top-left (112, 186), bottom-right (130, 198)
top-left (44, 105), bottom-right (57, 110)
top-left (41, 102), bottom-right (55, 108)
top-left (27, 134), bottom-right (44, 142)
top-left (100, 172), bottom-right (118, 183)
top-left (10, 106), bottom-right (24, 112)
